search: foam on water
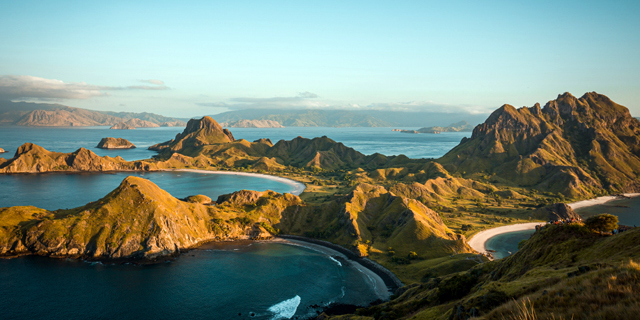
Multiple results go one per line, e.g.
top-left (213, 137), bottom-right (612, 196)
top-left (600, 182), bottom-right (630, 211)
top-left (268, 295), bottom-right (301, 320)
top-left (329, 256), bottom-right (342, 266)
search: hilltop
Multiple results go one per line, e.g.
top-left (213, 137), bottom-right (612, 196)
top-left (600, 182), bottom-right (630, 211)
top-left (440, 92), bottom-right (640, 197)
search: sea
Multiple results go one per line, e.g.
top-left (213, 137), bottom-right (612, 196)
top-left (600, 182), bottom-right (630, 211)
top-left (2, 125), bottom-right (462, 320)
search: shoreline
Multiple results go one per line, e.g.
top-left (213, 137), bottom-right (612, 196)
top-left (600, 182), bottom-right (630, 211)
top-left (277, 235), bottom-right (404, 293)
top-left (167, 168), bottom-right (307, 196)
top-left (568, 193), bottom-right (640, 210)
top-left (467, 222), bottom-right (542, 256)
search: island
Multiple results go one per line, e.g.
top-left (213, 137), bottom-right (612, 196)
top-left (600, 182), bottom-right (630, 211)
top-left (110, 118), bottom-right (160, 129)
top-left (392, 120), bottom-right (474, 134)
top-left (2, 91), bottom-right (640, 319)
top-left (0, 148), bottom-right (5, 153)
top-left (220, 119), bottom-right (285, 128)
top-left (96, 137), bottom-right (136, 149)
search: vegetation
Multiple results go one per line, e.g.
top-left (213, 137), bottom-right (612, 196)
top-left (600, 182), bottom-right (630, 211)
top-left (585, 213), bottom-right (619, 233)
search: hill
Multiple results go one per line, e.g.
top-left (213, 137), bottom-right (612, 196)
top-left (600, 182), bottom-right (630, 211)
top-left (418, 120), bottom-right (474, 133)
top-left (439, 92), bottom-right (640, 198)
top-left (347, 223), bottom-right (640, 320)
top-left (212, 109), bottom-right (489, 127)
top-left (0, 176), bottom-right (285, 259)
top-left (0, 100), bottom-right (185, 127)
top-left (220, 119), bottom-right (284, 128)
top-left (110, 118), bottom-right (160, 129)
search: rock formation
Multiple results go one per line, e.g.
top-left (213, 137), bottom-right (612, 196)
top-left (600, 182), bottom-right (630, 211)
top-left (149, 116), bottom-right (235, 155)
top-left (15, 107), bottom-right (123, 127)
top-left (440, 92), bottom-right (640, 197)
top-left (531, 203), bottom-right (581, 221)
top-left (96, 137), bottom-right (136, 149)
top-left (0, 148), bottom-right (5, 153)
top-left (418, 120), bottom-right (474, 133)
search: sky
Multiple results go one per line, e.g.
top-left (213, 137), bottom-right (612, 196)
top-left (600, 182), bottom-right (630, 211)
top-left (0, 0), bottom-right (639, 117)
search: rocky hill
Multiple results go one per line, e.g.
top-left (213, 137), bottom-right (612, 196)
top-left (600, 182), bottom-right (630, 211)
top-left (96, 137), bottom-right (136, 149)
top-left (15, 107), bottom-right (123, 126)
top-left (149, 116), bottom-right (235, 155)
top-left (0, 100), bottom-right (185, 127)
top-left (0, 177), bottom-right (279, 260)
top-left (346, 223), bottom-right (640, 320)
top-left (439, 92), bottom-right (640, 197)
top-left (220, 119), bottom-right (284, 128)
top-left (110, 118), bottom-right (159, 129)
top-left (0, 143), bottom-right (148, 173)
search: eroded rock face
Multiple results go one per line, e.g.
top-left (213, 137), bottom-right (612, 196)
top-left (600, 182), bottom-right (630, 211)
top-left (96, 137), bottom-right (136, 149)
top-left (149, 116), bottom-right (235, 154)
top-left (440, 92), bottom-right (640, 197)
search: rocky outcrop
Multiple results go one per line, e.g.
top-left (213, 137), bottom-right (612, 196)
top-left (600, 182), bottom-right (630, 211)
top-left (440, 92), bottom-right (640, 197)
top-left (110, 118), bottom-right (159, 129)
top-left (0, 148), bottom-right (5, 153)
top-left (220, 119), bottom-right (284, 128)
top-left (0, 143), bottom-right (155, 173)
top-left (96, 137), bottom-right (136, 149)
top-left (531, 203), bottom-right (581, 221)
top-left (149, 116), bottom-right (235, 155)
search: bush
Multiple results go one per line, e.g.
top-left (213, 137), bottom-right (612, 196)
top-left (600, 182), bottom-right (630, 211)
top-left (437, 273), bottom-right (478, 302)
top-left (585, 213), bottom-right (618, 233)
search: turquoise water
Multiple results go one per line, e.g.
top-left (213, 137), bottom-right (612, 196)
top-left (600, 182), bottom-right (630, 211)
top-left (484, 229), bottom-right (536, 259)
top-left (0, 126), bottom-right (468, 160)
top-left (0, 171), bottom-right (298, 210)
top-left (0, 242), bottom-right (383, 320)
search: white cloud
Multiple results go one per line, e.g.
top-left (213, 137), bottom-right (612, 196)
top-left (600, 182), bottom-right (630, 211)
top-left (198, 92), bottom-right (326, 110)
top-left (140, 79), bottom-right (165, 85)
top-left (0, 75), bottom-right (169, 101)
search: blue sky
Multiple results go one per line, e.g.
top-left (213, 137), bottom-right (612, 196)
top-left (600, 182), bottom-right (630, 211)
top-left (0, 0), bottom-right (638, 117)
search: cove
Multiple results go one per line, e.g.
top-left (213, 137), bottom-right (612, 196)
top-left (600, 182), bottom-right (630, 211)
top-left (0, 170), bottom-right (301, 210)
top-left (0, 241), bottom-right (388, 320)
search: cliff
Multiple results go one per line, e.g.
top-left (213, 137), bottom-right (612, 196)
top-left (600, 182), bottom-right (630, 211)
top-left (220, 119), bottom-right (284, 128)
top-left (439, 92), bottom-right (640, 197)
top-left (96, 137), bottom-right (136, 149)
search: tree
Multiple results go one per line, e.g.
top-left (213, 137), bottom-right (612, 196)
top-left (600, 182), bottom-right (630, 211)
top-left (585, 214), bottom-right (618, 233)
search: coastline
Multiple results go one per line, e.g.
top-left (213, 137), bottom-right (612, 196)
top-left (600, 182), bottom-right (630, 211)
top-left (167, 168), bottom-right (307, 196)
top-left (467, 222), bottom-right (542, 255)
top-left (568, 193), bottom-right (640, 210)
top-left (277, 235), bottom-right (404, 294)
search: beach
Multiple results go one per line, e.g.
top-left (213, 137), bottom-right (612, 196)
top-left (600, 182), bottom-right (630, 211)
top-left (468, 222), bottom-right (542, 255)
top-left (168, 169), bottom-right (307, 195)
top-left (568, 193), bottom-right (640, 210)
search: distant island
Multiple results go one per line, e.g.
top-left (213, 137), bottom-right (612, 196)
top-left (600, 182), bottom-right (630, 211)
top-left (393, 120), bottom-right (474, 134)
top-left (210, 109), bottom-right (489, 127)
top-left (220, 119), bottom-right (284, 128)
top-left (0, 100), bottom-right (186, 127)
top-left (111, 118), bottom-right (160, 129)
top-left (96, 137), bottom-right (136, 149)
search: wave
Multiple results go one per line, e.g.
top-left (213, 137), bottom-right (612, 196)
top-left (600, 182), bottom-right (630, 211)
top-left (268, 295), bottom-right (301, 320)
top-left (329, 256), bottom-right (342, 267)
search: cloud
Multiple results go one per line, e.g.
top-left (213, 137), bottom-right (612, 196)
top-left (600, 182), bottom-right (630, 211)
top-left (140, 79), bottom-right (164, 85)
top-left (361, 101), bottom-right (489, 114)
top-left (0, 75), bottom-right (169, 101)
top-left (198, 92), bottom-right (326, 110)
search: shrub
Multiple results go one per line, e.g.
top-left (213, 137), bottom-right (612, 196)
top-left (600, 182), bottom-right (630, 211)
top-left (585, 213), bottom-right (618, 233)
top-left (437, 273), bottom-right (478, 302)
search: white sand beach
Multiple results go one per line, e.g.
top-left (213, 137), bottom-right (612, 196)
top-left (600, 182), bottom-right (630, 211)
top-left (167, 169), bottom-right (307, 195)
top-left (468, 222), bottom-right (542, 255)
top-left (569, 193), bottom-right (640, 210)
